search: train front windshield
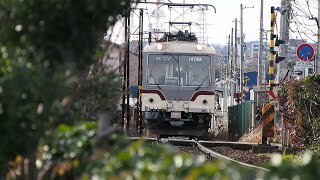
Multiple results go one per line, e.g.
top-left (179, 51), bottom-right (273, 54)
top-left (147, 54), bottom-right (211, 86)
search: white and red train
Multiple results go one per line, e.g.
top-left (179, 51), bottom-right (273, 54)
top-left (141, 31), bottom-right (218, 138)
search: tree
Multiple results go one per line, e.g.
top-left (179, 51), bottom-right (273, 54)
top-left (0, 0), bottom-right (135, 176)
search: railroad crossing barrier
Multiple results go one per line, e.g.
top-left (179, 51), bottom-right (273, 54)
top-left (261, 103), bottom-right (275, 145)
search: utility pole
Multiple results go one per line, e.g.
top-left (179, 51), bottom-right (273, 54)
top-left (317, 0), bottom-right (320, 73)
top-left (263, 30), bottom-right (269, 85)
top-left (227, 35), bottom-right (230, 78)
top-left (240, 4), bottom-right (253, 100)
top-left (257, 0), bottom-right (264, 106)
top-left (126, 9), bottom-right (131, 134)
top-left (234, 18), bottom-right (238, 93)
top-left (227, 35), bottom-right (231, 83)
top-left (230, 28), bottom-right (235, 105)
top-left (240, 4), bottom-right (244, 96)
top-left (138, 8), bottom-right (143, 136)
top-left (121, 43), bottom-right (126, 132)
top-left (122, 10), bottom-right (130, 133)
top-left (277, 0), bottom-right (290, 84)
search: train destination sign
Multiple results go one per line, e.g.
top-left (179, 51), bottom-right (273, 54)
top-left (296, 43), bottom-right (314, 61)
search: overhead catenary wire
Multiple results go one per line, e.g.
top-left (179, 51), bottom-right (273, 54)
top-left (292, 17), bottom-right (317, 42)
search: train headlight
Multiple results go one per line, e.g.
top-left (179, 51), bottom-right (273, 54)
top-left (183, 102), bottom-right (189, 108)
top-left (196, 44), bottom-right (203, 51)
top-left (156, 43), bottom-right (163, 50)
top-left (149, 98), bottom-right (154, 103)
top-left (203, 100), bottom-right (207, 104)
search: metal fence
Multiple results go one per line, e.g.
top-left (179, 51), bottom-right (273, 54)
top-left (228, 102), bottom-right (253, 140)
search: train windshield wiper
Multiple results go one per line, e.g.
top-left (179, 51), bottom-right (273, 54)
top-left (154, 82), bottom-right (162, 90)
top-left (150, 73), bottom-right (161, 90)
top-left (195, 75), bottom-right (209, 90)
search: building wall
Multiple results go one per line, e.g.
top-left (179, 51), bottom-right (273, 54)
top-left (102, 41), bottom-right (140, 87)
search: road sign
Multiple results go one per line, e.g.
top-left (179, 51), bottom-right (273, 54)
top-left (130, 86), bottom-right (138, 98)
top-left (296, 43), bottom-right (314, 61)
top-left (294, 61), bottom-right (314, 72)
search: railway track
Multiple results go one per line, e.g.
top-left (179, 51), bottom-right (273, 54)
top-left (128, 137), bottom-right (276, 172)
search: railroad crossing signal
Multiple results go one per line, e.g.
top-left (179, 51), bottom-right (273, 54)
top-left (274, 37), bottom-right (286, 63)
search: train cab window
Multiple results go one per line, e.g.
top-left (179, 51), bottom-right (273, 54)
top-left (180, 55), bottom-right (211, 86)
top-left (147, 54), bottom-right (211, 87)
top-left (147, 54), bottom-right (179, 86)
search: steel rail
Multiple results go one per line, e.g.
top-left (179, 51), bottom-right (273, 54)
top-left (128, 136), bottom-right (270, 172)
top-left (193, 140), bottom-right (270, 172)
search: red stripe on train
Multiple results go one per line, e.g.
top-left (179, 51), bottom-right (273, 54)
top-left (190, 91), bottom-right (215, 101)
top-left (142, 89), bottom-right (166, 100)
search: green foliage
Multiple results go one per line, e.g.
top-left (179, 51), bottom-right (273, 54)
top-left (38, 123), bottom-right (259, 179)
top-left (36, 123), bottom-right (320, 179)
top-left (279, 74), bottom-right (320, 149)
top-left (0, 0), bottom-right (133, 175)
top-left (38, 122), bottom-right (96, 178)
top-left (75, 66), bottom-right (121, 123)
top-left (0, 0), bottom-right (130, 65)
top-left (265, 151), bottom-right (320, 179)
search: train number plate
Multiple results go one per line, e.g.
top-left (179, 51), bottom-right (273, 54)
top-left (170, 112), bottom-right (181, 119)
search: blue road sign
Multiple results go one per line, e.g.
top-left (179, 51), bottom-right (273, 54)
top-left (296, 43), bottom-right (314, 61)
top-left (130, 86), bottom-right (138, 98)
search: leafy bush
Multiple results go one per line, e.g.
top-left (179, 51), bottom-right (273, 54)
top-left (265, 151), bottom-right (320, 179)
top-left (36, 123), bottom-right (259, 179)
top-left (279, 74), bottom-right (320, 149)
top-left (0, 0), bottom-right (133, 176)
top-left (34, 123), bottom-right (320, 179)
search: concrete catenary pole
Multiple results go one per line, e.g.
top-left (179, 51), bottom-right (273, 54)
top-left (240, 5), bottom-right (244, 96)
top-left (277, 0), bottom-right (289, 84)
top-left (227, 35), bottom-right (231, 80)
top-left (126, 9), bottom-right (131, 134)
top-left (317, 0), bottom-right (320, 73)
top-left (230, 28), bottom-right (235, 105)
top-left (240, 4), bottom-right (254, 101)
top-left (257, 0), bottom-right (264, 106)
top-left (234, 18), bottom-right (238, 88)
top-left (138, 8), bottom-right (143, 135)
top-left (122, 11), bottom-right (129, 132)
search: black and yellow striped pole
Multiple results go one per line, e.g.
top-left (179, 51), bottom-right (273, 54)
top-left (269, 6), bottom-right (276, 88)
top-left (259, 6), bottom-right (276, 146)
top-left (261, 103), bottom-right (275, 145)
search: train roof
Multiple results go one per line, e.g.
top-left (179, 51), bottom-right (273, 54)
top-left (143, 41), bottom-right (216, 54)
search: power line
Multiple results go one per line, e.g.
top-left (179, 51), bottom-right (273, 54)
top-left (291, 14), bottom-right (317, 42)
